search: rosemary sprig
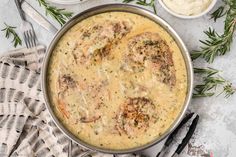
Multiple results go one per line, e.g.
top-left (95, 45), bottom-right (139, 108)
top-left (194, 76), bottom-right (225, 98)
top-left (193, 68), bottom-right (236, 98)
top-left (210, 6), bottom-right (227, 22)
top-left (194, 67), bottom-right (219, 77)
top-left (37, 0), bottom-right (73, 26)
top-left (191, 0), bottom-right (236, 63)
top-left (1, 23), bottom-right (22, 47)
top-left (123, 0), bottom-right (157, 14)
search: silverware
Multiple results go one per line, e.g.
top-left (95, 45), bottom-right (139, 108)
top-left (14, 0), bottom-right (37, 48)
top-left (21, 1), bottom-right (58, 34)
top-left (42, 4), bottom-right (194, 154)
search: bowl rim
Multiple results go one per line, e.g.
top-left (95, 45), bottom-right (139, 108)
top-left (42, 4), bottom-right (194, 154)
top-left (158, 0), bottom-right (218, 19)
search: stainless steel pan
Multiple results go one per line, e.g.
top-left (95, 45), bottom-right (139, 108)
top-left (42, 4), bottom-right (194, 154)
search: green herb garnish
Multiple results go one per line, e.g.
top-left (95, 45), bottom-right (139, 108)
top-left (193, 68), bottom-right (236, 98)
top-left (1, 23), bottom-right (22, 47)
top-left (194, 67), bottom-right (219, 77)
top-left (210, 6), bottom-right (227, 22)
top-left (191, 0), bottom-right (236, 63)
top-left (123, 0), bottom-right (157, 14)
top-left (123, 0), bottom-right (135, 2)
top-left (37, 0), bottom-right (73, 26)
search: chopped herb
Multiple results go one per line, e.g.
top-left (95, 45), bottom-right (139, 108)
top-left (143, 40), bottom-right (159, 46)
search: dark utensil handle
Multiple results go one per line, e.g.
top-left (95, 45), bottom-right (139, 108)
top-left (175, 115), bottom-right (199, 154)
top-left (165, 113), bottom-right (194, 146)
top-left (14, 0), bottom-right (26, 21)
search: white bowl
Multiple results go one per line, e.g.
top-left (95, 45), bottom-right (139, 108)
top-left (158, 0), bottom-right (217, 19)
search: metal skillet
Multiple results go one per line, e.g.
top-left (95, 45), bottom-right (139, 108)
top-left (42, 4), bottom-right (194, 155)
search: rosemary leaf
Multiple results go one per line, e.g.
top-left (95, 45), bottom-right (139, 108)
top-left (210, 6), bottom-right (227, 22)
top-left (193, 93), bottom-right (215, 98)
top-left (122, 0), bottom-right (157, 14)
top-left (37, 0), bottom-right (73, 26)
top-left (136, 0), bottom-right (149, 6)
top-left (123, 0), bottom-right (135, 2)
top-left (1, 23), bottom-right (22, 47)
top-left (194, 67), bottom-right (219, 77)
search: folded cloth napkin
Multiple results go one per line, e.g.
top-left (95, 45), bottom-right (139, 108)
top-left (0, 46), bottom-right (140, 157)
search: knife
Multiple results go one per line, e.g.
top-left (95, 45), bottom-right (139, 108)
top-left (21, 1), bottom-right (58, 34)
top-left (156, 113), bottom-right (194, 157)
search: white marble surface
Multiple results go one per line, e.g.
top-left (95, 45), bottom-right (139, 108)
top-left (0, 0), bottom-right (236, 157)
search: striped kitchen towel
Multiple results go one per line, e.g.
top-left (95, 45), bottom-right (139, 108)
top-left (0, 46), bottom-right (140, 157)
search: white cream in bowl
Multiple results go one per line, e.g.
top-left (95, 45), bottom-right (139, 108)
top-left (161, 0), bottom-right (215, 18)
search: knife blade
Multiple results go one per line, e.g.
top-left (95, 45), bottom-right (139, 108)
top-left (21, 1), bottom-right (58, 34)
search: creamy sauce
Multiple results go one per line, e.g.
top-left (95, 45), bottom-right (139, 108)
top-left (47, 12), bottom-right (187, 150)
top-left (163, 0), bottom-right (213, 16)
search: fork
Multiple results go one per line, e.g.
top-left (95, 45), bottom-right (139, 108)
top-left (14, 0), bottom-right (37, 48)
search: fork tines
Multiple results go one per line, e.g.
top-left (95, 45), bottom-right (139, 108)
top-left (23, 27), bottom-right (37, 48)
